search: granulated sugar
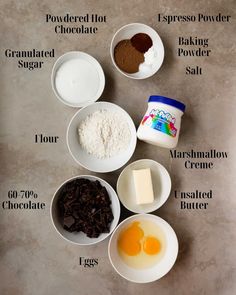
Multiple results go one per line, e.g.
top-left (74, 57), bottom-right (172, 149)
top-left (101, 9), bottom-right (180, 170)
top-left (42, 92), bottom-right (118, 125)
top-left (78, 110), bottom-right (131, 158)
top-left (55, 58), bottom-right (100, 105)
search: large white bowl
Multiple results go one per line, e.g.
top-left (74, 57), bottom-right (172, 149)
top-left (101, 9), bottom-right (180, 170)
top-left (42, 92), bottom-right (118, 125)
top-left (110, 23), bottom-right (164, 79)
top-left (67, 101), bottom-right (137, 173)
top-left (51, 51), bottom-right (105, 107)
top-left (117, 159), bottom-right (171, 213)
top-left (108, 214), bottom-right (178, 283)
top-left (50, 175), bottom-right (120, 246)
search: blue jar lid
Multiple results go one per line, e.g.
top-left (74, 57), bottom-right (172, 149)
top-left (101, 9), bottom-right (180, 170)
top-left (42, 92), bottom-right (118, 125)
top-left (148, 95), bottom-right (186, 112)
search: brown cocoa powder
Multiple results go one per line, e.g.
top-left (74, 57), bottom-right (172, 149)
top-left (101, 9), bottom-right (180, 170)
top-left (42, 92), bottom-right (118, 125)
top-left (114, 39), bottom-right (144, 74)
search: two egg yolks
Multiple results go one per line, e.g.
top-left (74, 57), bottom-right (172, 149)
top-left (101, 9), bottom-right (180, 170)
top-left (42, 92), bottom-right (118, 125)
top-left (118, 222), bottom-right (161, 256)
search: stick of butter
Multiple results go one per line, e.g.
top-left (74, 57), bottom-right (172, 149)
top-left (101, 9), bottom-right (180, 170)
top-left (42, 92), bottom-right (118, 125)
top-left (132, 168), bottom-right (154, 205)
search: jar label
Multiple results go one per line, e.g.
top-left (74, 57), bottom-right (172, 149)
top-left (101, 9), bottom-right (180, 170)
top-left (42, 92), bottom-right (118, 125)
top-left (141, 108), bottom-right (177, 137)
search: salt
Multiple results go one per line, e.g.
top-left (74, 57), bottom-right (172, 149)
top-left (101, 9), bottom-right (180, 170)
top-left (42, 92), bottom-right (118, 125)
top-left (139, 46), bottom-right (157, 72)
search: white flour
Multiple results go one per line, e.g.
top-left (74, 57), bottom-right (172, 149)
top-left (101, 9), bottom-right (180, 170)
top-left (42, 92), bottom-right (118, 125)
top-left (78, 110), bottom-right (131, 158)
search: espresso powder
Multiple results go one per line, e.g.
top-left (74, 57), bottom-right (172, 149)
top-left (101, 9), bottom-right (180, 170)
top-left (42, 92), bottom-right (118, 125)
top-left (131, 33), bottom-right (153, 53)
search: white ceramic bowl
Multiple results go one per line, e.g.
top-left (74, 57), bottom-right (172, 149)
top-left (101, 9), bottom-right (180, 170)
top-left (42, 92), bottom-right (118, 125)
top-left (67, 101), bottom-right (137, 173)
top-left (110, 23), bottom-right (164, 79)
top-left (117, 159), bottom-right (171, 213)
top-left (50, 175), bottom-right (120, 245)
top-left (108, 214), bottom-right (178, 283)
top-left (51, 51), bottom-right (105, 107)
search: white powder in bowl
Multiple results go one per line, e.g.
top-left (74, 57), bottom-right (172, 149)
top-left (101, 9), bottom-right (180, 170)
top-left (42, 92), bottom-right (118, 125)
top-left (78, 110), bottom-right (131, 159)
top-left (55, 58), bottom-right (100, 105)
top-left (139, 46), bottom-right (158, 73)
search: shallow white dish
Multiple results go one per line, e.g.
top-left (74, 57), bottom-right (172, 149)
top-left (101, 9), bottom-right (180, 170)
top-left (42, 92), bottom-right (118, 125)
top-left (67, 101), bottom-right (137, 173)
top-left (110, 23), bottom-right (164, 79)
top-left (50, 175), bottom-right (120, 246)
top-left (117, 159), bottom-right (171, 213)
top-left (108, 214), bottom-right (178, 283)
top-left (51, 51), bottom-right (105, 107)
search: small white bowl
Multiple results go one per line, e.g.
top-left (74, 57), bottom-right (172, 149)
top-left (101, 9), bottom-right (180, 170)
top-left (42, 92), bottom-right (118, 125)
top-left (110, 23), bottom-right (164, 79)
top-left (50, 175), bottom-right (120, 246)
top-left (117, 159), bottom-right (171, 213)
top-left (67, 102), bottom-right (137, 173)
top-left (51, 51), bottom-right (105, 107)
top-left (108, 214), bottom-right (178, 283)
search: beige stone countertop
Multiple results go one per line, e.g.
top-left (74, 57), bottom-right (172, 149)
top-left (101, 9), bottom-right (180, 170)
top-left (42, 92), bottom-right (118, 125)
top-left (1, 0), bottom-right (236, 294)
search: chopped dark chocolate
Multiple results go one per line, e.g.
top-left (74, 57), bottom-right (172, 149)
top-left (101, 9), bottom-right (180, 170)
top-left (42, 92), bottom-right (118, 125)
top-left (57, 178), bottom-right (114, 238)
top-left (64, 216), bottom-right (75, 228)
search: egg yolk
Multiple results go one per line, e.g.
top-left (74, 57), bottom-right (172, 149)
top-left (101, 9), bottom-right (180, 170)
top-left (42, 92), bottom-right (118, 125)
top-left (118, 222), bottom-right (144, 256)
top-left (143, 236), bottom-right (161, 255)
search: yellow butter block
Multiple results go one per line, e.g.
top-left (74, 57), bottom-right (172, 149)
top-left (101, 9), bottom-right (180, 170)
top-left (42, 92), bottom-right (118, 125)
top-left (132, 168), bottom-right (154, 205)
